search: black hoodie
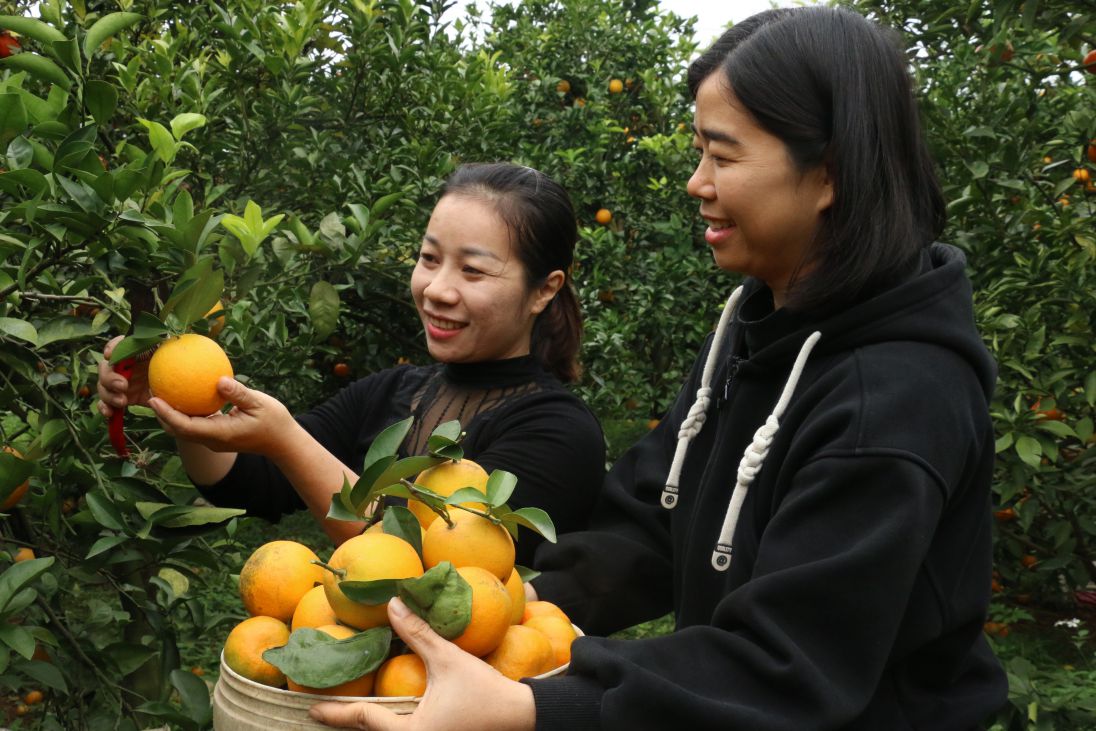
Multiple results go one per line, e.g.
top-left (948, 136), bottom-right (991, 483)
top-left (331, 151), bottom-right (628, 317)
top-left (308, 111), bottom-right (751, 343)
top-left (527, 244), bottom-right (1008, 730)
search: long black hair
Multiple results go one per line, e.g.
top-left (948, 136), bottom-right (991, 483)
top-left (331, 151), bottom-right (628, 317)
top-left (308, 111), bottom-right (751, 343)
top-left (688, 7), bottom-right (946, 312)
top-left (441, 163), bottom-right (583, 383)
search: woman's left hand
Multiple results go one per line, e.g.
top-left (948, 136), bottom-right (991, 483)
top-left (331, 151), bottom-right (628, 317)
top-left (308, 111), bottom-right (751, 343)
top-left (149, 377), bottom-right (299, 456)
top-left (309, 598), bottom-right (537, 731)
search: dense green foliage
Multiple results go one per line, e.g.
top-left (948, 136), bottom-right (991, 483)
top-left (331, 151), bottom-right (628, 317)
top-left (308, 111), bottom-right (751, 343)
top-left (0, 0), bottom-right (1093, 727)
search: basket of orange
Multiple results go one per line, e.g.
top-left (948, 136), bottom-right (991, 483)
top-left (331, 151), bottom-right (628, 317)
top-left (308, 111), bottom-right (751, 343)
top-left (211, 418), bottom-right (579, 730)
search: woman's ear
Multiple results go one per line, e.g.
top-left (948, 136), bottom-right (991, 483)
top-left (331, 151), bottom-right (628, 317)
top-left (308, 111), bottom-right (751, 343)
top-left (814, 162), bottom-right (835, 214)
top-left (531, 270), bottom-right (566, 315)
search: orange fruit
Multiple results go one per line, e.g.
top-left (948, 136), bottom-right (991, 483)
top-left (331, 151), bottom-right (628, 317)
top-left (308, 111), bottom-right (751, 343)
top-left (365, 519), bottom-right (426, 545)
top-left (374, 653), bottom-right (428, 697)
top-left (23, 689), bottom-right (44, 705)
top-left (1087, 141), bottom-right (1096, 165)
top-left (291, 585), bottom-right (338, 631)
top-left (223, 615), bottom-right (291, 687)
top-left (205, 301), bottom-right (226, 338)
top-left (1074, 168), bottom-right (1091, 183)
top-left (423, 510), bottom-right (515, 582)
top-left (595, 208), bottom-right (612, 225)
top-left (993, 508), bottom-right (1016, 522)
top-left (608, 78), bottom-right (623, 94)
top-left (286, 624), bottom-right (375, 697)
top-left (646, 418), bottom-right (660, 430)
top-left (410, 459), bottom-right (489, 529)
top-left (1084, 49), bottom-right (1096, 74)
top-left (1021, 554), bottom-right (1038, 568)
top-left (13, 547), bottom-right (35, 562)
top-left (522, 600), bottom-right (570, 625)
top-left (483, 624), bottom-right (554, 680)
top-left (333, 362), bottom-right (351, 377)
top-left (323, 532), bottom-right (424, 630)
top-left (555, 79), bottom-right (571, 93)
top-left (451, 566), bottom-right (513, 657)
top-left (239, 540), bottom-right (324, 622)
top-left (148, 333), bottom-right (234, 415)
top-left (1, 446), bottom-right (29, 511)
top-left (523, 615), bottom-right (577, 670)
top-left (503, 568), bottom-right (526, 625)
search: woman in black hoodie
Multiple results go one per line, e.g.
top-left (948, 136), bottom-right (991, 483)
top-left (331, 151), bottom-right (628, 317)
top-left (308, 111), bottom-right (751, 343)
top-left (312, 7), bottom-right (1008, 730)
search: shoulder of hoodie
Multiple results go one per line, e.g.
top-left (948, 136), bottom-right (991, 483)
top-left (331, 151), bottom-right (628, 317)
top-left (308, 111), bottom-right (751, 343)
top-left (790, 340), bottom-right (992, 498)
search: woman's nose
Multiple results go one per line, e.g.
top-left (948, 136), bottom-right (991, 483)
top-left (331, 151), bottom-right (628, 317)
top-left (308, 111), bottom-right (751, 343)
top-left (686, 160), bottom-right (714, 200)
top-left (422, 269), bottom-right (459, 304)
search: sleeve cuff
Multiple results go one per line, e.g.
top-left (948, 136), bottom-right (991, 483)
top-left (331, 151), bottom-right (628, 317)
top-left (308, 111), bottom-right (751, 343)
top-left (523, 674), bottom-right (604, 731)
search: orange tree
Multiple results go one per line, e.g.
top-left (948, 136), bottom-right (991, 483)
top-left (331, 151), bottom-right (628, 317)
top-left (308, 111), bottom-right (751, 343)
top-left (0, 0), bottom-right (540, 726)
top-left (850, 0), bottom-right (1096, 595)
top-left (851, 0), bottom-right (1096, 724)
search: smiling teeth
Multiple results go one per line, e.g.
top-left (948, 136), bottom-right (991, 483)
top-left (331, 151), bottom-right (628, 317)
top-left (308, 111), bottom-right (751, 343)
top-left (428, 317), bottom-right (464, 331)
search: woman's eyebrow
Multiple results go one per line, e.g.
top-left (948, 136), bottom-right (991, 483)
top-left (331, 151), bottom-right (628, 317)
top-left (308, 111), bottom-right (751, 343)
top-left (693, 124), bottom-right (743, 147)
top-left (422, 234), bottom-right (503, 262)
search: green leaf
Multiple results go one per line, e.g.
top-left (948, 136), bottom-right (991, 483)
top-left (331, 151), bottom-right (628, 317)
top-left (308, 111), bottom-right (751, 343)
top-left (445, 487), bottom-right (490, 506)
top-left (373, 455), bottom-right (444, 492)
top-left (0, 16), bottom-right (69, 45)
top-left (133, 312), bottom-right (169, 340)
top-left (995, 432), bottom-right (1014, 454)
top-left (351, 454), bottom-right (397, 509)
top-left (0, 451), bottom-right (33, 504)
top-left (84, 491), bottom-right (125, 531)
top-left (0, 168), bottom-right (48, 197)
top-left (161, 260), bottom-right (223, 328)
top-left (381, 506), bottom-right (423, 558)
top-left (363, 416), bottom-right (413, 472)
top-left (0, 317), bottom-right (38, 345)
top-left (1034, 420), bottom-right (1077, 439)
top-left (0, 623), bottom-right (36, 659)
top-left (36, 315), bottom-right (99, 346)
top-left (134, 502), bottom-right (245, 528)
top-left (1014, 436), bottom-right (1042, 469)
top-left (338, 578), bottom-right (401, 605)
top-left (515, 565), bottom-right (540, 583)
top-left (137, 118), bottom-right (176, 163)
top-left (326, 475), bottom-right (360, 523)
top-left (430, 420), bottom-right (462, 442)
top-left (170, 668), bottom-right (212, 722)
top-left (84, 79), bottom-right (118, 125)
top-left (371, 191), bottom-right (404, 218)
top-left (0, 93), bottom-right (28, 147)
top-left (0, 53), bottom-right (71, 90)
top-left (0, 557), bottom-right (54, 615)
top-left (1085, 372), bottom-right (1096, 407)
top-left (309, 280), bottom-right (340, 341)
top-left (103, 642), bottom-right (156, 675)
top-left (82, 12), bottom-right (143, 59)
top-left (20, 656), bottom-right (66, 692)
top-left (485, 470), bottom-right (517, 507)
top-left (432, 444), bottom-right (464, 462)
top-left (264, 627), bottom-right (391, 689)
top-left (108, 334), bottom-right (160, 364)
top-left (500, 507), bottom-right (557, 543)
top-left (170, 112), bottom-right (206, 140)
top-left (398, 562), bottom-right (471, 640)
top-left (86, 535), bottom-right (129, 559)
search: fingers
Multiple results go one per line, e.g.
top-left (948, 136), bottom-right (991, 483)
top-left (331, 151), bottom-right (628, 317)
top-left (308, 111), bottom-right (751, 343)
top-left (387, 598), bottom-right (447, 660)
top-left (309, 700), bottom-right (406, 730)
top-left (97, 336), bottom-right (131, 414)
top-left (524, 582), bottom-right (538, 603)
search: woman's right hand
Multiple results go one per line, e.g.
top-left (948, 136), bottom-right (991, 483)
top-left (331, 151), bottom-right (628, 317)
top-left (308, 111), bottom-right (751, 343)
top-left (96, 335), bottom-right (151, 419)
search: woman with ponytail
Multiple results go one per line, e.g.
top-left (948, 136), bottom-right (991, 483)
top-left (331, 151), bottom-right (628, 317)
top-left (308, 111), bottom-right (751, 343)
top-left (97, 162), bottom-right (604, 564)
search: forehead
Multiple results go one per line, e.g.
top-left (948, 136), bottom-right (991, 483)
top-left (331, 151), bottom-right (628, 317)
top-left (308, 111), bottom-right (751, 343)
top-left (425, 195), bottom-right (511, 255)
top-left (693, 75), bottom-right (763, 141)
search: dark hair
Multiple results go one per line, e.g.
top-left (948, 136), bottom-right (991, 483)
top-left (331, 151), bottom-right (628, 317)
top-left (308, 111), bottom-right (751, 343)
top-left (441, 163), bottom-right (583, 383)
top-left (687, 7), bottom-right (946, 312)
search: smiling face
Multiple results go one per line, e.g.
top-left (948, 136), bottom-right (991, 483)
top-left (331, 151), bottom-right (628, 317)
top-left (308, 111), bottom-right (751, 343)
top-left (411, 194), bottom-right (560, 364)
top-left (687, 75), bottom-right (834, 307)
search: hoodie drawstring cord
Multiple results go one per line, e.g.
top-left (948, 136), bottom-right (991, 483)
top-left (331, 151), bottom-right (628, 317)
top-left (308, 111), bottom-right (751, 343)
top-left (710, 330), bottom-right (822, 572)
top-left (660, 286), bottom-right (744, 510)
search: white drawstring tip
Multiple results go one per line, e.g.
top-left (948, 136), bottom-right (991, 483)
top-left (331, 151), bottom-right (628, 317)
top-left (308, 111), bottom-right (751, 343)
top-left (661, 485), bottom-right (680, 509)
top-left (711, 543), bottom-right (733, 571)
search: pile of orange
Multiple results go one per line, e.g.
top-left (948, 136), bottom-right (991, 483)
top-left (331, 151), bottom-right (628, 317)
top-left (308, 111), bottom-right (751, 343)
top-left (220, 458), bottom-right (579, 698)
